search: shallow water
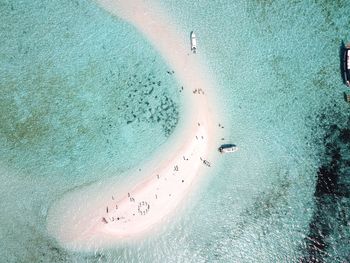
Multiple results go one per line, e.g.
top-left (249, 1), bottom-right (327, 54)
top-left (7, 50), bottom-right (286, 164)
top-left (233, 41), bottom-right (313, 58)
top-left (1, 0), bottom-right (180, 261)
top-left (1, 0), bottom-right (350, 262)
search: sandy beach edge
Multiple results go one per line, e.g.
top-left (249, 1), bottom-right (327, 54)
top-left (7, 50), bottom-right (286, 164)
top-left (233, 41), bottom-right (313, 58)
top-left (46, 0), bottom-right (225, 251)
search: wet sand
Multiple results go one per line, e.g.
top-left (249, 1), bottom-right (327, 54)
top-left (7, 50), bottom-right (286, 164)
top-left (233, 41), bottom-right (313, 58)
top-left (46, 0), bottom-right (221, 251)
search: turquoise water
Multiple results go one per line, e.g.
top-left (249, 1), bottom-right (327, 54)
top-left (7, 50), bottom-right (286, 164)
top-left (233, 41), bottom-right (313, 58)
top-left (1, 0), bottom-right (350, 262)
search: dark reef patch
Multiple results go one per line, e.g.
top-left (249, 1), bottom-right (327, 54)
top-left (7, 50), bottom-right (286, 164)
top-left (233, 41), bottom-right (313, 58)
top-left (195, 171), bottom-right (293, 262)
top-left (0, 58), bottom-right (180, 177)
top-left (300, 107), bottom-right (350, 262)
top-left (103, 68), bottom-right (179, 138)
top-left (17, 224), bottom-right (109, 263)
top-left (0, 0), bottom-right (181, 180)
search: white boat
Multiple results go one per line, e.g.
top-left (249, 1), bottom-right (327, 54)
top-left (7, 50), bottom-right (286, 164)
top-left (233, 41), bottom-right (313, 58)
top-left (190, 31), bottom-right (197, 53)
top-left (218, 144), bottom-right (238, 154)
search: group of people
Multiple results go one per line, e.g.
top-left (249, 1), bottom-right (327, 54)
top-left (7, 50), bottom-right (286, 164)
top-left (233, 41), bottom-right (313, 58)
top-left (138, 201), bottom-right (150, 215)
top-left (192, 88), bottom-right (204, 94)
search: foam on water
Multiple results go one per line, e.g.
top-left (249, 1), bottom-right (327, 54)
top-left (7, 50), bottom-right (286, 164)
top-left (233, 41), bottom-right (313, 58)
top-left (1, 0), bottom-right (350, 262)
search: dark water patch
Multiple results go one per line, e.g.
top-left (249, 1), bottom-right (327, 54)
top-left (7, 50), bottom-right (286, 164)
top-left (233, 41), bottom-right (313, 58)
top-left (0, 0), bottom-right (181, 179)
top-left (247, 0), bottom-right (350, 47)
top-left (312, 66), bottom-right (337, 91)
top-left (313, 0), bottom-right (347, 27)
top-left (194, 169), bottom-right (296, 261)
top-left (105, 70), bottom-right (179, 137)
top-left (231, 171), bottom-right (293, 239)
top-left (0, 69), bottom-right (87, 149)
top-left (300, 106), bottom-right (350, 262)
top-left (25, 236), bottom-right (71, 263)
top-left (16, 225), bottom-right (109, 263)
top-left (245, 0), bottom-right (302, 35)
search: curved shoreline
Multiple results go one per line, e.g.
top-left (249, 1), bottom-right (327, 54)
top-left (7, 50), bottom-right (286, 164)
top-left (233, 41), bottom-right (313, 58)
top-left (47, 0), bottom-right (222, 251)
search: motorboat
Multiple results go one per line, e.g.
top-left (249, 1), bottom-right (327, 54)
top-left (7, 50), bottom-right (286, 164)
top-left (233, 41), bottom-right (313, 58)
top-left (343, 43), bottom-right (350, 87)
top-left (218, 144), bottom-right (238, 154)
top-left (190, 31), bottom-right (197, 54)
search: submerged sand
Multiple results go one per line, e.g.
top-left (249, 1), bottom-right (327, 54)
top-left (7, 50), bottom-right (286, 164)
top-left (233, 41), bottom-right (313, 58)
top-left (47, 0), bottom-right (222, 251)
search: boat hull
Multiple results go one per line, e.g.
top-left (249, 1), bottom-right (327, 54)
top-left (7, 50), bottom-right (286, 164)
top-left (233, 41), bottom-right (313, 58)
top-left (218, 144), bottom-right (238, 154)
top-left (343, 44), bottom-right (350, 87)
top-left (190, 31), bottom-right (197, 54)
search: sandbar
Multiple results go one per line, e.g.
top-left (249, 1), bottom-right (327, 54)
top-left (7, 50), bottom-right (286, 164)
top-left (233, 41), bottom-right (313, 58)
top-left (46, 0), bottom-right (221, 251)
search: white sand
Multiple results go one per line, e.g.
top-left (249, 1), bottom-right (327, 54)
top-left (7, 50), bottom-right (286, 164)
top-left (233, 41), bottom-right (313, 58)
top-left (46, 0), bottom-right (222, 251)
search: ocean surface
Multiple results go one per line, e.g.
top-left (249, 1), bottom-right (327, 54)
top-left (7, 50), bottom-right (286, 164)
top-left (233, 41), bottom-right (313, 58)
top-left (0, 0), bottom-right (349, 262)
